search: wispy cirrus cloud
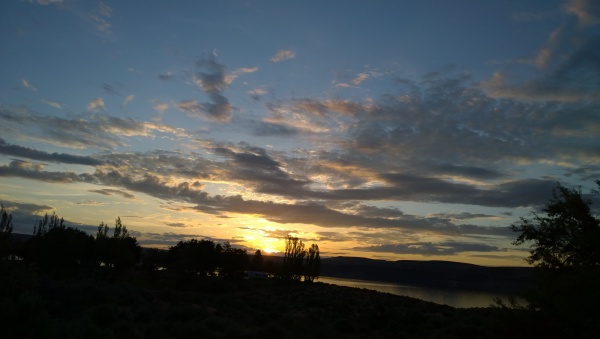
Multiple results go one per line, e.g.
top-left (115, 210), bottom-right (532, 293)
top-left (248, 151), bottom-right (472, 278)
top-left (271, 50), bottom-right (295, 62)
top-left (41, 99), bottom-right (62, 109)
top-left (334, 72), bottom-right (373, 88)
top-left (22, 79), bottom-right (37, 92)
top-left (90, 2), bottom-right (113, 36)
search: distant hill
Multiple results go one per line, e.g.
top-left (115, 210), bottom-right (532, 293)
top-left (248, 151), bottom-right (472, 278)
top-left (320, 256), bottom-right (534, 293)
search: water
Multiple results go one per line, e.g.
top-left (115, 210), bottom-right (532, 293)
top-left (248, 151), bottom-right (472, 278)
top-left (318, 276), bottom-right (515, 308)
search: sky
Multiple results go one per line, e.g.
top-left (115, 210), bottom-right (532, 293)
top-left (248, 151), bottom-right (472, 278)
top-left (1, 0), bottom-right (599, 266)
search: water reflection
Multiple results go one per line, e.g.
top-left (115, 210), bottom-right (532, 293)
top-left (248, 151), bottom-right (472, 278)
top-left (319, 276), bottom-right (514, 308)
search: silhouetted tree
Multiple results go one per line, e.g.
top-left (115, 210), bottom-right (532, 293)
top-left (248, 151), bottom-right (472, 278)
top-left (141, 248), bottom-right (168, 271)
top-left (94, 217), bottom-right (141, 273)
top-left (22, 213), bottom-right (94, 276)
top-left (510, 181), bottom-right (600, 336)
top-left (110, 217), bottom-right (141, 271)
top-left (218, 242), bottom-right (248, 279)
top-left (0, 204), bottom-right (13, 259)
top-left (511, 181), bottom-right (600, 269)
top-left (251, 249), bottom-right (264, 271)
top-left (281, 235), bottom-right (306, 281)
top-left (95, 221), bottom-right (111, 267)
top-left (304, 243), bottom-right (321, 282)
top-left (167, 239), bottom-right (218, 276)
top-left (33, 212), bottom-right (65, 236)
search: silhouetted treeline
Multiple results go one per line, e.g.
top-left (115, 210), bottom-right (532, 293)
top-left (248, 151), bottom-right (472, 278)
top-left (0, 209), bottom-right (258, 281)
top-left (13, 213), bottom-right (141, 279)
top-left (0, 207), bottom-right (325, 285)
top-left (165, 239), bottom-right (249, 279)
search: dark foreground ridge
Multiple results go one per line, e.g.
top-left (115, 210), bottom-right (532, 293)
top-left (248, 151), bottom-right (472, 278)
top-left (1, 265), bottom-right (533, 339)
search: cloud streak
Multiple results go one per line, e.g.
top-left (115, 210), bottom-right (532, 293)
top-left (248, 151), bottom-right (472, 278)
top-left (354, 241), bottom-right (507, 256)
top-left (0, 107), bottom-right (187, 150)
top-left (271, 50), bottom-right (295, 62)
top-left (0, 138), bottom-right (104, 166)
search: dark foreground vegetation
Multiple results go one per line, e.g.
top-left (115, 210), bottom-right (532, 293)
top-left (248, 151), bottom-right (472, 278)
top-left (1, 180), bottom-right (599, 338)
top-left (1, 262), bottom-right (598, 339)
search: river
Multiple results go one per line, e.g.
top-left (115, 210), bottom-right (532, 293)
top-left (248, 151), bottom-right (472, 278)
top-left (318, 276), bottom-right (518, 308)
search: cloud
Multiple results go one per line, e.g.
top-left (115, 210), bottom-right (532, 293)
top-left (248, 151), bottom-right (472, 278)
top-left (305, 174), bottom-right (558, 208)
top-left (271, 50), bottom-right (296, 62)
top-left (164, 222), bottom-right (188, 228)
top-left (41, 99), bottom-right (62, 109)
top-left (194, 55), bottom-right (229, 92)
top-left (158, 72), bottom-right (174, 80)
top-left (353, 241), bottom-right (507, 256)
top-left (252, 121), bottom-right (299, 137)
top-left (32, 0), bottom-right (63, 5)
top-left (87, 98), bottom-right (105, 110)
top-left (427, 163), bottom-right (504, 180)
top-left (91, 2), bottom-right (112, 35)
top-left (212, 143), bottom-right (310, 193)
top-left (89, 188), bottom-right (135, 199)
top-left (351, 73), bottom-right (370, 85)
top-left (178, 100), bottom-right (204, 117)
top-left (333, 70), bottom-right (380, 88)
top-left (0, 141), bottom-right (515, 238)
top-left (76, 200), bottom-right (103, 206)
top-left (22, 79), bottom-right (37, 92)
top-left (262, 102), bottom-right (333, 133)
top-left (154, 103), bottom-right (169, 113)
top-left (183, 55), bottom-right (235, 122)
top-left (123, 95), bottom-right (135, 106)
top-left (248, 88), bottom-right (268, 100)
top-left (0, 137), bottom-right (104, 166)
top-left (565, 0), bottom-right (600, 26)
top-left (226, 67), bottom-right (259, 85)
top-left (0, 106), bottom-right (187, 149)
top-left (429, 212), bottom-right (502, 221)
top-left (483, 0), bottom-right (600, 102)
top-left (0, 200), bottom-right (54, 234)
top-left (2, 66), bottom-right (596, 244)
top-left (1, 200), bottom-right (52, 215)
top-left (102, 83), bottom-right (121, 96)
top-left (0, 160), bottom-right (80, 183)
top-left (325, 72), bottom-right (599, 173)
top-left (139, 232), bottom-right (217, 247)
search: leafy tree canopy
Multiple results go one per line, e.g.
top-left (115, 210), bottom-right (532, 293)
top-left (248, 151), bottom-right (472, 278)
top-left (511, 181), bottom-right (600, 269)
